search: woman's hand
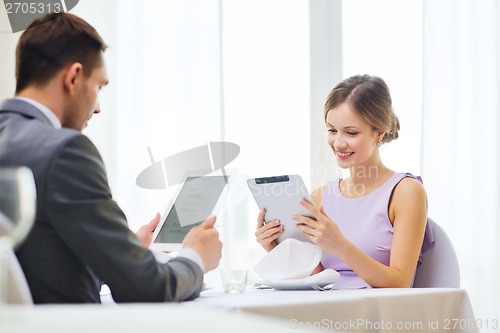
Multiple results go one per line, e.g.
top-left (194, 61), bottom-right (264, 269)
top-left (294, 200), bottom-right (346, 255)
top-left (255, 208), bottom-right (284, 252)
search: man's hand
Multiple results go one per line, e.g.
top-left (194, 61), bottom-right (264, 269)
top-left (182, 216), bottom-right (222, 273)
top-left (135, 213), bottom-right (161, 247)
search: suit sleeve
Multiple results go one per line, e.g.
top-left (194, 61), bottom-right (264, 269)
top-left (44, 134), bottom-right (203, 302)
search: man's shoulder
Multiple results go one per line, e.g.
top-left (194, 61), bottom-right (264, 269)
top-left (1, 98), bottom-right (82, 146)
top-left (21, 119), bottom-right (85, 155)
top-left (1, 107), bottom-right (96, 168)
top-left (40, 125), bottom-right (84, 147)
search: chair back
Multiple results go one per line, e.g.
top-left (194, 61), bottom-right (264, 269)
top-left (413, 218), bottom-right (460, 288)
top-left (0, 212), bottom-right (34, 304)
top-left (0, 166), bottom-right (36, 305)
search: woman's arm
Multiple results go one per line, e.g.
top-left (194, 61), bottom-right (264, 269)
top-left (309, 186), bottom-right (326, 275)
top-left (296, 177), bottom-right (427, 287)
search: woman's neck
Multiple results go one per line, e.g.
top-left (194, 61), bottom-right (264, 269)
top-left (342, 163), bottom-right (394, 197)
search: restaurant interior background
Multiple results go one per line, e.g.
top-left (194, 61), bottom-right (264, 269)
top-left (0, 0), bottom-right (498, 325)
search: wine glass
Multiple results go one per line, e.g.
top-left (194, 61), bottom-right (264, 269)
top-left (0, 167), bottom-right (36, 306)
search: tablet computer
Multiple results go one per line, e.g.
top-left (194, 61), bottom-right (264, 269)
top-left (150, 171), bottom-right (231, 252)
top-left (247, 174), bottom-right (314, 244)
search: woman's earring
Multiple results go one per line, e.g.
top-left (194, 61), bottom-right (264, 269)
top-left (377, 141), bottom-right (381, 147)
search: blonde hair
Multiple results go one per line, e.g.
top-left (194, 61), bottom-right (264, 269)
top-left (324, 74), bottom-right (399, 144)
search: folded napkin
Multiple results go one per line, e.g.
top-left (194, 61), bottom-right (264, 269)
top-left (271, 269), bottom-right (341, 285)
top-left (254, 238), bottom-right (323, 281)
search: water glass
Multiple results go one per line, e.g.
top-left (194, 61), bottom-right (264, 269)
top-left (219, 268), bottom-right (248, 294)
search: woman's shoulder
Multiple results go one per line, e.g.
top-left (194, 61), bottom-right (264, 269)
top-left (400, 172), bottom-right (424, 184)
top-left (393, 174), bottom-right (426, 201)
top-left (396, 172), bottom-right (425, 188)
top-left (389, 173), bottom-right (427, 227)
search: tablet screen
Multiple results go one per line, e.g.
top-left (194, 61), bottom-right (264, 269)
top-left (153, 175), bottom-right (229, 244)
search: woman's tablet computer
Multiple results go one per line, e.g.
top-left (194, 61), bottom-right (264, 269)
top-left (150, 171), bottom-right (231, 252)
top-left (247, 174), bottom-right (314, 244)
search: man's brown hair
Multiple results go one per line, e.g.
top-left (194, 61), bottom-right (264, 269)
top-left (15, 12), bottom-right (107, 93)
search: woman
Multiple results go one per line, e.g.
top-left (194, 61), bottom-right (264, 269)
top-left (255, 74), bottom-right (433, 288)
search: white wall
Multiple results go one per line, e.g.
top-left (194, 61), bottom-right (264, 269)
top-left (0, 8), bottom-right (20, 100)
top-left (342, 0), bottom-right (423, 176)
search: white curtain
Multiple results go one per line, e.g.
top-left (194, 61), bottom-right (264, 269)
top-left (113, 0), bottom-right (223, 229)
top-left (422, 0), bottom-right (500, 322)
top-left (76, 0), bottom-right (313, 282)
top-left (75, 0), bottom-right (224, 231)
top-left (0, 11), bottom-right (19, 100)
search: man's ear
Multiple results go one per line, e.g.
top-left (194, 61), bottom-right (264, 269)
top-left (63, 62), bottom-right (84, 96)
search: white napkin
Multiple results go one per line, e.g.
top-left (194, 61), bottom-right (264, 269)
top-left (254, 238), bottom-right (323, 281)
top-left (272, 269), bottom-right (341, 285)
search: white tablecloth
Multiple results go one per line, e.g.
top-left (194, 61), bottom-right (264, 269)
top-left (0, 288), bottom-right (478, 333)
top-left (190, 287), bottom-right (479, 333)
top-left (0, 303), bottom-right (323, 333)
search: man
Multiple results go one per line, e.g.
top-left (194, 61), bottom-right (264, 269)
top-left (0, 12), bottom-right (222, 303)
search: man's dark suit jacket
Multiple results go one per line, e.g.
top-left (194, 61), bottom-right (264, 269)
top-left (0, 99), bottom-right (203, 303)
